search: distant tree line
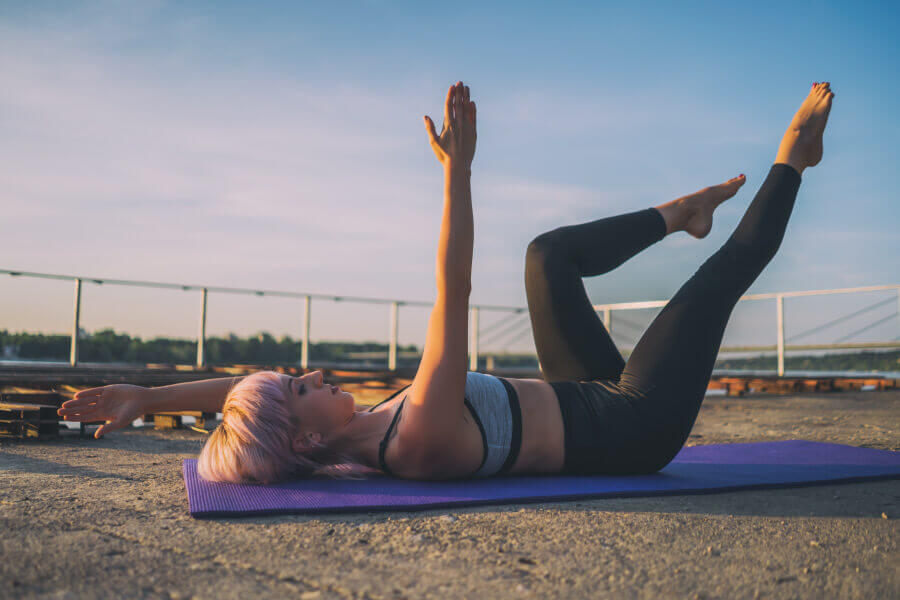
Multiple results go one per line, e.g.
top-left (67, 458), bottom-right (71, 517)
top-left (1, 329), bottom-right (896, 372)
top-left (714, 349), bottom-right (900, 373)
top-left (0, 329), bottom-right (420, 366)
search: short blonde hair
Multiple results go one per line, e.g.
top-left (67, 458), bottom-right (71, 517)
top-left (198, 371), bottom-right (375, 483)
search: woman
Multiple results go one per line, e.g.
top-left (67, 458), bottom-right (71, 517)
top-left (59, 81), bottom-right (835, 483)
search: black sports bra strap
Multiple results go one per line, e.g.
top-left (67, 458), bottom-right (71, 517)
top-left (367, 384), bottom-right (412, 412)
top-left (377, 397), bottom-right (407, 475)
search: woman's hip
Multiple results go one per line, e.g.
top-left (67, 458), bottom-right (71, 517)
top-left (550, 379), bottom-right (689, 475)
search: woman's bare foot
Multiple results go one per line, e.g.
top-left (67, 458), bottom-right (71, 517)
top-left (655, 175), bottom-right (746, 238)
top-left (775, 82), bottom-right (835, 175)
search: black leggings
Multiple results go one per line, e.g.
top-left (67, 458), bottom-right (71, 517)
top-left (525, 163), bottom-right (802, 475)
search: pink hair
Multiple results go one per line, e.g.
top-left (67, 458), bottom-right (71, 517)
top-left (197, 371), bottom-right (377, 483)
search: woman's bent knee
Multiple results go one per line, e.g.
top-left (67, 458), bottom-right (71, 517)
top-left (527, 230), bottom-right (557, 256)
top-left (525, 238), bottom-right (551, 279)
top-left (526, 230), bottom-right (566, 270)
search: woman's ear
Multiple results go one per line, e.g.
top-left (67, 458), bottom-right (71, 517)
top-left (291, 431), bottom-right (322, 454)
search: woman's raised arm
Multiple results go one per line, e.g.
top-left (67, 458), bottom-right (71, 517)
top-left (423, 81), bottom-right (477, 294)
top-left (399, 82), bottom-right (477, 473)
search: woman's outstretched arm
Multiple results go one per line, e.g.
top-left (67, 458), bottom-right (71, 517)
top-left (400, 82), bottom-right (477, 473)
top-left (145, 377), bottom-right (244, 413)
top-left (58, 376), bottom-right (245, 438)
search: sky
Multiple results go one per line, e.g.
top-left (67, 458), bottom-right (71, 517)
top-left (1, 0), bottom-right (898, 355)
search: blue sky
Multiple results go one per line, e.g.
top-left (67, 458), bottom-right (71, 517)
top-left (1, 1), bottom-right (898, 352)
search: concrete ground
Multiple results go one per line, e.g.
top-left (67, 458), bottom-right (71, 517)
top-left (1, 390), bottom-right (898, 599)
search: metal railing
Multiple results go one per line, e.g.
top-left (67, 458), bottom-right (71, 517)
top-left (595, 284), bottom-right (900, 375)
top-left (0, 268), bottom-right (524, 371)
top-left (2, 268), bottom-right (898, 376)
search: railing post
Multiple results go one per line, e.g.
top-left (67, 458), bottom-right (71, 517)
top-left (602, 308), bottom-right (611, 332)
top-left (470, 306), bottom-right (480, 371)
top-left (196, 287), bottom-right (208, 368)
top-left (70, 278), bottom-right (82, 367)
top-left (388, 301), bottom-right (399, 371)
top-left (301, 295), bottom-right (311, 369)
top-left (776, 294), bottom-right (785, 377)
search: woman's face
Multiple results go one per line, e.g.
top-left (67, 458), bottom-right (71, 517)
top-left (278, 371), bottom-right (355, 439)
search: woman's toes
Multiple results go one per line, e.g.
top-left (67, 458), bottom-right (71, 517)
top-left (710, 175), bottom-right (745, 201)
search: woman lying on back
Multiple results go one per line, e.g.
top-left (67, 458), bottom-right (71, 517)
top-left (59, 80), bottom-right (834, 482)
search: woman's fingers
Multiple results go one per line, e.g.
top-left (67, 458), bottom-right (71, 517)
top-left (60, 409), bottom-right (101, 422)
top-left (74, 387), bottom-right (105, 398)
top-left (61, 395), bottom-right (99, 408)
top-left (443, 84), bottom-right (455, 128)
top-left (94, 422), bottom-right (117, 439)
top-left (423, 115), bottom-right (439, 145)
top-left (59, 403), bottom-right (97, 417)
top-left (429, 81), bottom-right (474, 165)
top-left (450, 81), bottom-right (467, 128)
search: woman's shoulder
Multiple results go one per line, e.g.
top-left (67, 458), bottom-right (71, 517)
top-left (381, 382), bottom-right (485, 479)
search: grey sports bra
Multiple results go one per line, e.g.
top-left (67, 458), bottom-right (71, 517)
top-left (371, 372), bottom-right (522, 477)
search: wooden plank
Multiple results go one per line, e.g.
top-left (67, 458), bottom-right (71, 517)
top-left (0, 392), bottom-right (63, 407)
top-left (0, 402), bottom-right (59, 411)
top-left (707, 375), bottom-right (898, 396)
top-left (153, 415), bottom-right (182, 430)
top-left (144, 410), bottom-right (218, 431)
top-left (0, 420), bottom-right (59, 438)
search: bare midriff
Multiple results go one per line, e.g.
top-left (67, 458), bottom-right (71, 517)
top-left (504, 377), bottom-right (566, 474)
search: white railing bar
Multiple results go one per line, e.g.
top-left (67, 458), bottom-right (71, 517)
top-left (776, 294), bottom-right (786, 376)
top-left (388, 301), bottom-right (399, 371)
top-left (5, 267), bottom-right (899, 375)
top-left (197, 288), bottom-right (208, 368)
top-left (301, 295), bottom-right (311, 370)
top-left (4, 268), bottom-right (897, 314)
top-left (0, 268), bottom-right (523, 312)
top-left (70, 278), bottom-right (82, 367)
top-left (470, 306), bottom-right (480, 371)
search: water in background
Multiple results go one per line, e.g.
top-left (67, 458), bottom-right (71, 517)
top-left (713, 369), bottom-right (900, 378)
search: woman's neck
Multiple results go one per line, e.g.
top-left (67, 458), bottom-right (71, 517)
top-left (324, 408), bottom-right (396, 469)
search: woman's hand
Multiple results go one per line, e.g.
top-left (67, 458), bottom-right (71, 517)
top-left (58, 384), bottom-right (150, 438)
top-left (424, 81), bottom-right (476, 171)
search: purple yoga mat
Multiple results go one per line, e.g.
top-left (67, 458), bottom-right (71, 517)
top-left (183, 440), bottom-right (900, 518)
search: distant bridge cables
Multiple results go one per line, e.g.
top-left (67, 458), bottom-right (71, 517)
top-left (834, 312), bottom-right (899, 344)
top-left (786, 296), bottom-right (896, 343)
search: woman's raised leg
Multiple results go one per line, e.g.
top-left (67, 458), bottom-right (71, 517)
top-left (525, 177), bottom-right (746, 382)
top-left (525, 208), bottom-right (666, 382)
top-left (617, 83), bottom-right (835, 471)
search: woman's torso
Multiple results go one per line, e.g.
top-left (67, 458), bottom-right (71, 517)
top-left (373, 373), bottom-right (565, 478)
